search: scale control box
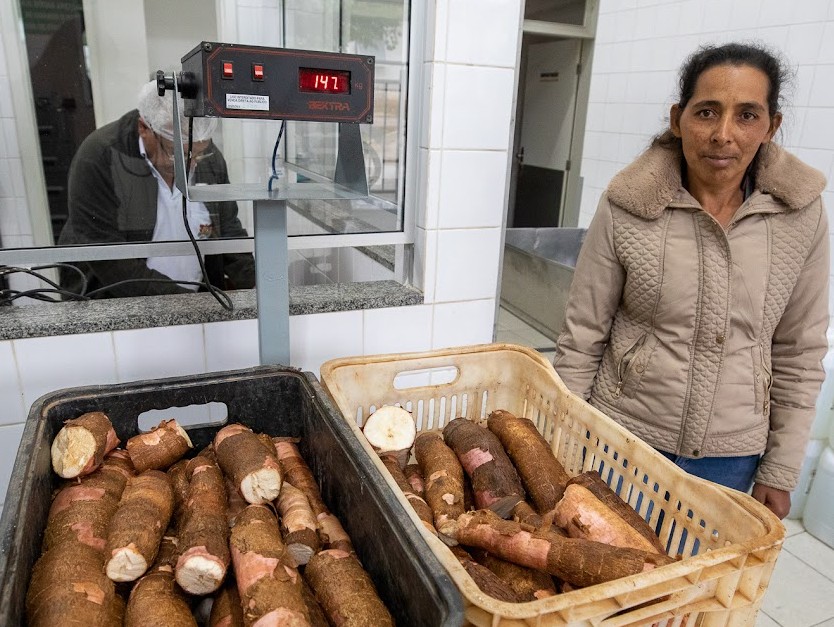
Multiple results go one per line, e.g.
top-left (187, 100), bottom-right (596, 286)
top-left (180, 42), bottom-right (374, 124)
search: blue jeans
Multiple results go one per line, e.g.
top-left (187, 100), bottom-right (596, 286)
top-left (658, 451), bottom-right (760, 492)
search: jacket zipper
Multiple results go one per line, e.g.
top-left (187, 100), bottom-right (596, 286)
top-left (614, 334), bottom-right (648, 398)
top-left (760, 342), bottom-right (772, 413)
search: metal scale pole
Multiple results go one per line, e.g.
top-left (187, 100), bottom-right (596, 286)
top-left (170, 74), bottom-right (370, 366)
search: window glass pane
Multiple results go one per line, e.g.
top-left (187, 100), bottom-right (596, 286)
top-left (10, 0), bottom-right (410, 249)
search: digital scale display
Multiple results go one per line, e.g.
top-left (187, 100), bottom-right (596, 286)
top-left (298, 68), bottom-right (351, 95)
top-left (181, 43), bottom-right (374, 123)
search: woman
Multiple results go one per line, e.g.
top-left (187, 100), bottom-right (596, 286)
top-left (553, 43), bottom-right (829, 519)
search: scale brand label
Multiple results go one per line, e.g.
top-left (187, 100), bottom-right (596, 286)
top-left (226, 94), bottom-right (270, 111)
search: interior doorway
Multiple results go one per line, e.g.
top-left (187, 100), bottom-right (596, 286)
top-left (508, 36), bottom-right (583, 228)
top-left (497, 0), bottom-right (596, 350)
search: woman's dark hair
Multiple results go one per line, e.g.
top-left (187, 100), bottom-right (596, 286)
top-left (677, 42), bottom-right (789, 116)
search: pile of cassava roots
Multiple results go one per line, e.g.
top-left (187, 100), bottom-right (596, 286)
top-left (361, 406), bottom-right (674, 603)
top-left (28, 412), bottom-right (395, 626)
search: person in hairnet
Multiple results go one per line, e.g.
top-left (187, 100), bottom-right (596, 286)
top-left (58, 80), bottom-right (255, 298)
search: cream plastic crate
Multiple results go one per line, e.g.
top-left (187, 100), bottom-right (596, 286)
top-left (320, 343), bottom-right (786, 627)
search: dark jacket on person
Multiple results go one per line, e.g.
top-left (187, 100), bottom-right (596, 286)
top-left (554, 140), bottom-right (829, 492)
top-left (58, 109), bottom-right (255, 298)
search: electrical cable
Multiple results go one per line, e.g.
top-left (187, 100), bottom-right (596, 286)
top-left (267, 120), bottom-right (286, 192)
top-left (181, 116), bottom-right (234, 311)
top-left (0, 264), bottom-right (215, 305)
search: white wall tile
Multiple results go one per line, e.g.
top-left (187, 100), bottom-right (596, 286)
top-left (787, 23), bottom-right (826, 65)
top-left (445, 0), bottom-right (521, 68)
top-left (113, 325), bottom-right (206, 383)
top-left (14, 333), bottom-right (118, 413)
top-left (801, 109), bottom-right (834, 150)
top-left (7, 158), bottom-right (24, 197)
top-left (204, 319), bottom-right (260, 372)
top-left (434, 228), bottom-right (502, 302)
top-left (416, 148), bottom-right (441, 229)
top-left (414, 226), bottom-right (438, 302)
top-left (437, 150), bottom-right (509, 229)
top-left (290, 310), bottom-right (363, 375)
top-left (0, 342), bottom-right (24, 427)
top-left (420, 62), bottom-right (446, 150)
top-left (1, 118), bottom-right (18, 163)
top-left (0, 77), bottom-right (13, 118)
top-left (810, 66), bottom-right (834, 108)
top-left (363, 305), bottom-right (433, 355)
top-left (432, 298), bottom-right (496, 349)
top-left (427, 0), bottom-right (449, 62)
top-left (0, 423), bottom-right (25, 505)
top-left (442, 65), bottom-right (515, 151)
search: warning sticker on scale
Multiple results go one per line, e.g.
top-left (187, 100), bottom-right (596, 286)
top-left (226, 94), bottom-right (270, 111)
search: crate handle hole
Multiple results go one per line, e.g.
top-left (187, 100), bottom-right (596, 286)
top-left (393, 366), bottom-right (459, 390)
top-left (137, 402), bottom-right (229, 432)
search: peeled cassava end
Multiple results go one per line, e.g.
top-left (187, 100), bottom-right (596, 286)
top-left (363, 406), bottom-right (416, 466)
top-left (106, 547), bottom-right (149, 582)
top-left (175, 554), bottom-right (227, 595)
top-left (51, 412), bottom-right (118, 479)
top-left (240, 467), bottom-right (283, 505)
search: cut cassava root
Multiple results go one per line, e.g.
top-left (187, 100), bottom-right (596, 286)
top-left (175, 450), bottom-right (231, 595)
top-left (362, 405), bottom-right (416, 469)
top-left (454, 509), bottom-right (673, 589)
top-left (125, 535), bottom-right (196, 627)
top-left (274, 440), bottom-right (353, 553)
top-left (126, 418), bottom-right (193, 472)
top-left (51, 411), bottom-right (120, 479)
top-left (487, 409), bottom-right (570, 512)
top-left (565, 471), bottom-right (665, 553)
top-left (442, 418), bottom-right (526, 518)
top-left (230, 504), bottom-right (310, 626)
top-left (414, 431), bottom-right (465, 541)
top-left (277, 481), bottom-right (321, 565)
top-left (305, 549), bottom-right (394, 627)
top-left (215, 424), bottom-right (283, 505)
top-left (105, 470), bottom-right (174, 582)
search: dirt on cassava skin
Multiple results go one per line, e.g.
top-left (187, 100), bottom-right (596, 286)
top-left (126, 419), bottom-right (192, 472)
top-left (442, 418), bottom-right (526, 517)
top-left (230, 504), bottom-right (310, 626)
top-left (455, 509), bottom-right (673, 589)
top-left (414, 431), bottom-right (466, 536)
top-left (448, 546), bottom-right (522, 603)
top-left (566, 471), bottom-right (666, 553)
top-left (470, 548), bottom-right (558, 602)
top-left (305, 549), bottom-right (394, 627)
top-left (486, 410), bottom-right (570, 513)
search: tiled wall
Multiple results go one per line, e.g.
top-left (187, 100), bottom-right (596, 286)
top-left (580, 0), bottom-right (834, 323)
top-left (0, 24), bottom-right (31, 251)
top-left (0, 0), bottom-right (520, 507)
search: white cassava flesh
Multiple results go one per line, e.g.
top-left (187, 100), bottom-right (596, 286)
top-left (106, 547), bottom-right (148, 582)
top-left (172, 421), bottom-right (194, 448)
top-left (240, 467), bottom-right (282, 504)
top-left (50, 427), bottom-right (97, 479)
top-left (363, 406), bottom-right (416, 467)
top-left (175, 555), bottom-right (226, 595)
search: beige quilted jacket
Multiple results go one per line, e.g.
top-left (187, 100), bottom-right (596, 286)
top-left (554, 141), bottom-right (829, 492)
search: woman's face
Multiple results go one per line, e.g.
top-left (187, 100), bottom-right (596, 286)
top-left (670, 64), bottom-right (781, 192)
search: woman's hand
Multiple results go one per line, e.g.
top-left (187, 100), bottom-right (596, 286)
top-left (751, 483), bottom-right (791, 519)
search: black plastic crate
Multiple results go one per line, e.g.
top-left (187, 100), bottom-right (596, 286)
top-left (0, 366), bottom-right (464, 626)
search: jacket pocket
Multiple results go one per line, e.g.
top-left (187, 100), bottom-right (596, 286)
top-left (752, 343), bottom-right (773, 415)
top-left (613, 333), bottom-right (650, 399)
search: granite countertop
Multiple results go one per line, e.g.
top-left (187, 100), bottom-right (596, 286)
top-left (0, 281), bottom-right (423, 341)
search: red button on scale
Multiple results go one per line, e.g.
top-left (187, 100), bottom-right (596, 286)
top-left (222, 62), bottom-right (234, 79)
top-left (253, 64), bottom-right (264, 81)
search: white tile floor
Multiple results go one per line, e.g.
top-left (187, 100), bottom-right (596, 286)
top-left (495, 306), bottom-right (834, 627)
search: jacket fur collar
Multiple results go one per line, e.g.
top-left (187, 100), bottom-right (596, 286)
top-left (607, 136), bottom-right (827, 220)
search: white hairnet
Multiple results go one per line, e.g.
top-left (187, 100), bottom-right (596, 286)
top-left (137, 80), bottom-right (218, 142)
